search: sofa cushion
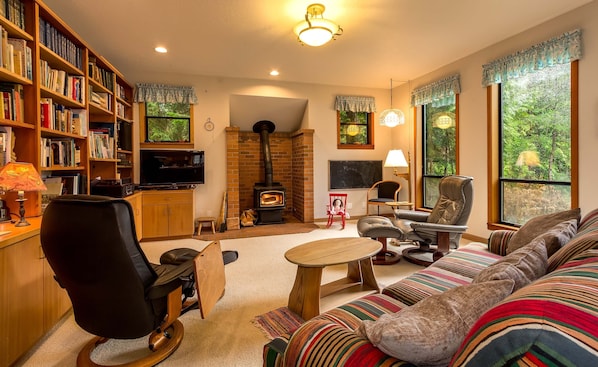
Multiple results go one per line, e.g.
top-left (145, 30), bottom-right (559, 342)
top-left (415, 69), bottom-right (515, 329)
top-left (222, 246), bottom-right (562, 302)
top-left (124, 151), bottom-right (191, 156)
top-left (473, 237), bottom-right (548, 291)
top-left (450, 254), bottom-right (598, 366)
top-left (547, 230), bottom-right (598, 272)
top-left (357, 279), bottom-right (514, 367)
top-left (506, 208), bottom-right (580, 254)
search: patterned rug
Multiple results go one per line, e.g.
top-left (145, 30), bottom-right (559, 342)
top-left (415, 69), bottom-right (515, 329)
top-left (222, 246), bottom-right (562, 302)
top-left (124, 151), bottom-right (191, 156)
top-left (252, 307), bottom-right (305, 340)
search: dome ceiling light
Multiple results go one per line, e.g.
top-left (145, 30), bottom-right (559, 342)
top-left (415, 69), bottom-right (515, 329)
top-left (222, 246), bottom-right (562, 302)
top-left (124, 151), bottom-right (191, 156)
top-left (380, 79), bottom-right (405, 127)
top-left (294, 3), bottom-right (343, 47)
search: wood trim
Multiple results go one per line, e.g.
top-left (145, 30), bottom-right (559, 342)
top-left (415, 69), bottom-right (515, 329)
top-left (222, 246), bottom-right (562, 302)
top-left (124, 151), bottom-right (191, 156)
top-left (571, 60), bottom-right (579, 209)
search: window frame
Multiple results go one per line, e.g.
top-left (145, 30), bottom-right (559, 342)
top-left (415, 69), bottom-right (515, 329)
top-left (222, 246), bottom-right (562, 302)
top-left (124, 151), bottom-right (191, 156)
top-left (336, 111), bottom-right (374, 149)
top-left (421, 94), bottom-right (459, 209)
top-left (487, 60), bottom-right (579, 230)
top-left (139, 102), bottom-right (195, 149)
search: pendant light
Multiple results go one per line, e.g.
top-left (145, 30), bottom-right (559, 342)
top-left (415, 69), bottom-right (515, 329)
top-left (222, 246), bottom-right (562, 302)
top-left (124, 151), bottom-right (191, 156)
top-left (380, 79), bottom-right (405, 127)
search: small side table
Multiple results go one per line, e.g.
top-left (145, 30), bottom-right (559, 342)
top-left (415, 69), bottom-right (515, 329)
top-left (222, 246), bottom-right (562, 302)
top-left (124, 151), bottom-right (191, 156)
top-left (195, 217), bottom-right (216, 235)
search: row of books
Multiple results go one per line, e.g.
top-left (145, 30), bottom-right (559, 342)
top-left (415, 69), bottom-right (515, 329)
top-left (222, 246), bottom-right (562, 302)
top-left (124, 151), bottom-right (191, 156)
top-left (116, 82), bottom-right (129, 101)
top-left (1, 29), bottom-right (33, 80)
top-left (0, 125), bottom-right (12, 165)
top-left (89, 127), bottom-right (114, 159)
top-left (0, 0), bottom-right (25, 30)
top-left (89, 56), bottom-right (114, 91)
top-left (89, 88), bottom-right (112, 111)
top-left (0, 82), bottom-right (23, 121)
top-left (116, 101), bottom-right (127, 119)
top-left (39, 17), bottom-right (83, 70)
top-left (41, 137), bottom-right (80, 168)
top-left (40, 98), bottom-right (87, 136)
top-left (40, 59), bottom-right (85, 103)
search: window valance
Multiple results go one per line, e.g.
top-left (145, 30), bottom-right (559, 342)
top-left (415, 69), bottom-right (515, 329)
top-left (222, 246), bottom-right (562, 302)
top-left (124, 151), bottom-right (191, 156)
top-left (411, 74), bottom-right (460, 107)
top-left (482, 29), bottom-right (582, 87)
top-left (134, 83), bottom-right (198, 104)
top-left (334, 95), bottom-right (376, 112)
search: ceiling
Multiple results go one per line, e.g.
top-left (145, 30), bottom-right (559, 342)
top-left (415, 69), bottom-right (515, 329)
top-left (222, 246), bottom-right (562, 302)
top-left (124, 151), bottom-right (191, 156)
top-left (43, 0), bottom-right (592, 90)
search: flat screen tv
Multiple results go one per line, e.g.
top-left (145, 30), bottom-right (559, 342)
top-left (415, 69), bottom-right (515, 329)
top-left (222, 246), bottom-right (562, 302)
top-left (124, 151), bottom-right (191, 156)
top-left (140, 149), bottom-right (204, 187)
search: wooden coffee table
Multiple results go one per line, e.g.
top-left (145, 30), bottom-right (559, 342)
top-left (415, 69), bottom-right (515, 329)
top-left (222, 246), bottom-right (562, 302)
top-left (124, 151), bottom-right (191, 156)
top-left (285, 237), bottom-right (382, 320)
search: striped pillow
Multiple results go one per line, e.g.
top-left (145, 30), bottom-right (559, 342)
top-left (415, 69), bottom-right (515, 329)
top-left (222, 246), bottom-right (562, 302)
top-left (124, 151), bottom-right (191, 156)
top-left (450, 258), bottom-right (598, 366)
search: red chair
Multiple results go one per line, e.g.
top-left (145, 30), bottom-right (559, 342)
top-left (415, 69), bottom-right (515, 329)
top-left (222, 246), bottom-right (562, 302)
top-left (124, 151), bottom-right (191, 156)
top-left (326, 193), bottom-right (348, 229)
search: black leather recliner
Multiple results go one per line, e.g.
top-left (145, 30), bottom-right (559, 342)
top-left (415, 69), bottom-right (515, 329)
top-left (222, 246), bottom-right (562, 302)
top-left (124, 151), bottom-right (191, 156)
top-left (41, 195), bottom-right (197, 366)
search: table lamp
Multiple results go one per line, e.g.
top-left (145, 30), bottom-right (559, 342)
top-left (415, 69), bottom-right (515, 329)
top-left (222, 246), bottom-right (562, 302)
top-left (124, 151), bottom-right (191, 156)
top-left (0, 162), bottom-right (47, 227)
top-left (384, 149), bottom-right (411, 202)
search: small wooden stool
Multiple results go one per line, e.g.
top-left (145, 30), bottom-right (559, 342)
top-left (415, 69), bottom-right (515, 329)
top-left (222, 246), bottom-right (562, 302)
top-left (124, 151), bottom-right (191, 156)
top-left (195, 217), bottom-right (216, 235)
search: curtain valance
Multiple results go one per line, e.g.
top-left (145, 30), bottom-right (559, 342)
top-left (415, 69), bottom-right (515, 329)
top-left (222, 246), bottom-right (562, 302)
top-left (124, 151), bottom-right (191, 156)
top-left (134, 83), bottom-right (198, 104)
top-left (410, 74), bottom-right (460, 107)
top-left (482, 29), bottom-right (582, 87)
top-left (334, 95), bottom-right (376, 112)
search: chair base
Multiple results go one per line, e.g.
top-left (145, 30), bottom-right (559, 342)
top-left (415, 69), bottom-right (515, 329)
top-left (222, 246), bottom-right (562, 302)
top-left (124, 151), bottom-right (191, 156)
top-left (373, 250), bottom-right (401, 265)
top-left (402, 245), bottom-right (448, 267)
top-left (76, 320), bottom-right (184, 367)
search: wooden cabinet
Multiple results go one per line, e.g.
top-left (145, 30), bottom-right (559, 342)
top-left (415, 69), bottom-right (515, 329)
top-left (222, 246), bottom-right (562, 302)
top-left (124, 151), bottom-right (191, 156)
top-left (125, 192), bottom-right (143, 240)
top-left (0, 218), bottom-right (70, 367)
top-left (142, 190), bottom-right (195, 240)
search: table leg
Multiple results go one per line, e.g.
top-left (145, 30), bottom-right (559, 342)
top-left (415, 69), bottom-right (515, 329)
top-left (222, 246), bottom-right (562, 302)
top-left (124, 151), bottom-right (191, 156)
top-left (288, 266), bottom-right (323, 320)
top-left (347, 258), bottom-right (380, 293)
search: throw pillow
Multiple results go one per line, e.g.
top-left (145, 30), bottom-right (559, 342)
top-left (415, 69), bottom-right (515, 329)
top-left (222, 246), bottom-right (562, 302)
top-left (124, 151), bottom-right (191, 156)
top-left (547, 231), bottom-right (598, 272)
top-left (473, 238), bottom-right (548, 291)
top-left (536, 218), bottom-right (578, 257)
top-left (356, 279), bottom-right (514, 367)
top-left (507, 208), bottom-right (580, 254)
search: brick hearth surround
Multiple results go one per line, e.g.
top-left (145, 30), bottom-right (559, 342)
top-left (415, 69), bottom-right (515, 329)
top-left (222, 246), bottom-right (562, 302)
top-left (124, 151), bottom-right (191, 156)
top-left (225, 127), bottom-right (314, 222)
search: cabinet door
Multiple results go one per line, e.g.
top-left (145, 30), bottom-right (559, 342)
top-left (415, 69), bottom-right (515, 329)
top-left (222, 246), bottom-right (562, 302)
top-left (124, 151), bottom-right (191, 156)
top-left (142, 203), bottom-right (169, 239)
top-left (0, 236), bottom-right (44, 367)
top-left (168, 202), bottom-right (194, 237)
top-left (125, 193), bottom-right (143, 240)
top-left (43, 259), bottom-right (71, 331)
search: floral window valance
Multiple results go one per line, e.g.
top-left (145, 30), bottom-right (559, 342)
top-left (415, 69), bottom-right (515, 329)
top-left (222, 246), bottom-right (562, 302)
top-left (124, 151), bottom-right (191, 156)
top-left (334, 95), bottom-right (376, 112)
top-left (411, 74), bottom-right (460, 107)
top-left (482, 29), bottom-right (582, 87)
top-left (134, 83), bottom-right (198, 104)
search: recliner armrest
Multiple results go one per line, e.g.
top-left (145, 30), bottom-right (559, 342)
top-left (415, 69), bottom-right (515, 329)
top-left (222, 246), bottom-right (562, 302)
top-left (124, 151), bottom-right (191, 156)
top-left (410, 222), bottom-right (468, 233)
top-left (147, 260), bottom-right (194, 299)
top-left (395, 210), bottom-right (430, 222)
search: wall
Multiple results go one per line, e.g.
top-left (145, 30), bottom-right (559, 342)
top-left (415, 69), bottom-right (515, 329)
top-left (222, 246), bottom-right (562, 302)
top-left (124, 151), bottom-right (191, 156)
top-left (130, 1), bottom-right (598, 239)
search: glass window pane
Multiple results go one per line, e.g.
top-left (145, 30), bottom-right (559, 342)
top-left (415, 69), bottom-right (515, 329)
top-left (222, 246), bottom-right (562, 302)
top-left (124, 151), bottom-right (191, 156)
top-left (502, 181), bottom-right (571, 224)
top-left (339, 111), bottom-right (371, 146)
top-left (423, 176), bottom-right (441, 208)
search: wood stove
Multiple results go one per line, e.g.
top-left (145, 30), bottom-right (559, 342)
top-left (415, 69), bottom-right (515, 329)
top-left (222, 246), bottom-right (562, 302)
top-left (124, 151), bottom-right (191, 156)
top-left (253, 120), bottom-right (286, 224)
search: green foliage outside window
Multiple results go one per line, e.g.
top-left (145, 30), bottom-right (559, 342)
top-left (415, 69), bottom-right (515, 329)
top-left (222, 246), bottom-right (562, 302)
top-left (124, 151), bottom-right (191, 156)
top-left (339, 111), bottom-right (371, 145)
top-left (422, 100), bottom-right (457, 208)
top-left (145, 102), bottom-right (191, 142)
top-left (500, 63), bottom-right (571, 225)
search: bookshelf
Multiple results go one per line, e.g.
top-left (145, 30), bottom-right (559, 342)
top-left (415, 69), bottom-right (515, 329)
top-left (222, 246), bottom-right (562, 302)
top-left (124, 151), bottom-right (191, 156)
top-left (0, 0), bottom-right (134, 220)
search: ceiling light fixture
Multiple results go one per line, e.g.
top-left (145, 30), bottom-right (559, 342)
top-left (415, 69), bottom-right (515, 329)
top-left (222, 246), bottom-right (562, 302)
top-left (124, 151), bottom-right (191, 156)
top-left (270, 70), bottom-right (279, 76)
top-left (294, 3), bottom-right (342, 47)
top-left (379, 79), bottom-right (405, 127)
top-left (154, 46), bottom-right (167, 53)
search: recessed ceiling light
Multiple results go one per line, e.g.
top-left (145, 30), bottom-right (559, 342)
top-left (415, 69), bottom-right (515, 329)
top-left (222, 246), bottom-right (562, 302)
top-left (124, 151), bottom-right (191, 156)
top-left (155, 46), bottom-right (168, 53)
top-left (270, 70), bottom-right (279, 76)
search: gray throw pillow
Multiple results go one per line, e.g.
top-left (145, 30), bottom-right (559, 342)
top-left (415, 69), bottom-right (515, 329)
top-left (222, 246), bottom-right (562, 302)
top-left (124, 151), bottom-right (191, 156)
top-left (507, 208), bottom-right (580, 254)
top-left (356, 279), bottom-right (515, 367)
top-left (536, 219), bottom-right (578, 257)
top-left (473, 238), bottom-right (548, 291)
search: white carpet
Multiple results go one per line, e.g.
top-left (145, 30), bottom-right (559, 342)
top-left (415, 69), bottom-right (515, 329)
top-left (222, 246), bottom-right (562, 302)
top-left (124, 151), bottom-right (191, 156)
top-left (18, 221), bottom-right (423, 367)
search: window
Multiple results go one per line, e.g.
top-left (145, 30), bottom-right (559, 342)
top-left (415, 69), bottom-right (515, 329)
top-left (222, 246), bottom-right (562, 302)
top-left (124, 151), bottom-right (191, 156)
top-left (485, 29), bottom-right (580, 229)
top-left (337, 111), bottom-right (373, 148)
top-left (334, 95), bottom-right (376, 149)
top-left (411, 74), bottom-right (461, 208)
top-left (134, 83), bottom-right (197, 149)
top-left (143, 102), bottom-right (191, 142)
top-left (422, 95), bottom-right (457, 208)
top-left (499, 63), bottom-right (572, 225)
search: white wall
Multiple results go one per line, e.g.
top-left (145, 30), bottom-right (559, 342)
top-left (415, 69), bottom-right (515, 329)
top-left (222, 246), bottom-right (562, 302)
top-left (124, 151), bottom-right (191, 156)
top-left (130, 0), bottom-right (598, 238)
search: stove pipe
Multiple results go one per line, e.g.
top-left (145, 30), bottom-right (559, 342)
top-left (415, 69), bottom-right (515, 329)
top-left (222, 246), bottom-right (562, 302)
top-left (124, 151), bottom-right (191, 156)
top-left (253, 120), bottom-right (276, 187)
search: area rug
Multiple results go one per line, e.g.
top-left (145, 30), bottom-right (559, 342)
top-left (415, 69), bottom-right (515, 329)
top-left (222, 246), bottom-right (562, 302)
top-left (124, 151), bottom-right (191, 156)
top-left (252, 307), bottom-right (305, 340)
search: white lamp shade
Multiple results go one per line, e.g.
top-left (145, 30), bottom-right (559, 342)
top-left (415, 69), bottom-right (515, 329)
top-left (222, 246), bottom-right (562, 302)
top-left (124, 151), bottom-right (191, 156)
top-left (384, 149), bottom-right (409, 168)
top-left (294, 18), bottom-right (340, 47)
top-left (379, 108), bottom-right (405, 127)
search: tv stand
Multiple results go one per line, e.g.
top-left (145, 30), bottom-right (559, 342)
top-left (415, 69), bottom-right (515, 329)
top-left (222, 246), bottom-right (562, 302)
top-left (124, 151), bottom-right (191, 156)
top-left (141, 189), bottom-right (195, 240)
top-left (136, 183), bottom-right (197, 191)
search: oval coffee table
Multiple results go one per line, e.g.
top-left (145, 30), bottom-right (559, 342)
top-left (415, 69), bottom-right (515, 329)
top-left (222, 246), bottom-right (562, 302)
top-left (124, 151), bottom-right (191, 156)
top-left (285, 237), bottom-right (382, 320)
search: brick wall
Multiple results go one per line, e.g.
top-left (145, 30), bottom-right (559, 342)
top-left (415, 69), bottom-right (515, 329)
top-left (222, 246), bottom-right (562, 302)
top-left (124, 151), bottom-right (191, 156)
top-left (226, 127), bottom-right (314, 222)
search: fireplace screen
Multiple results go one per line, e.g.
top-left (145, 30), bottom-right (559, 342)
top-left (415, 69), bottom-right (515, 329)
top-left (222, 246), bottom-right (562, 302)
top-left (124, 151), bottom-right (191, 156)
top-left (259, 190), bottom-right (285, 208)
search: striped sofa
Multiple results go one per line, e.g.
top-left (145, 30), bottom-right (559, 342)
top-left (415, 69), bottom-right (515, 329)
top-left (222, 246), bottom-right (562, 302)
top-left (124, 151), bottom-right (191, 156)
top-left (263, 209), bottom-right (598, 367)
